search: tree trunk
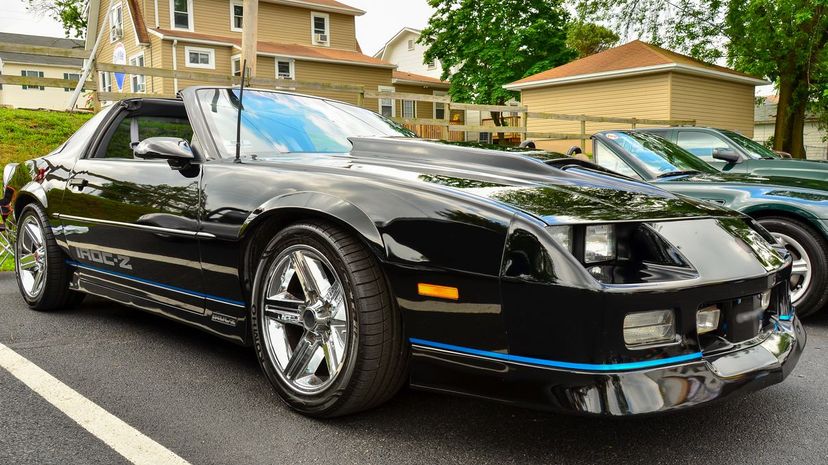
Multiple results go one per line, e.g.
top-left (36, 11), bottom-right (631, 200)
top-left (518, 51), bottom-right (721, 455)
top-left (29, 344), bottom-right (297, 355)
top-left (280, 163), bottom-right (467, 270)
top-left (491, 110), bottom-right (506, 145)
top-left (774, 71), bottom-right (809, 160)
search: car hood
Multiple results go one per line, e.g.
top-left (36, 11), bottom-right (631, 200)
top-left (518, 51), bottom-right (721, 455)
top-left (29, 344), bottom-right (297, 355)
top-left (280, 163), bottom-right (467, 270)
top-left (743, 159), bottom-right (828, 181)
top-left (256, 138), bottom-right (740, 224)
top-left (658, 171), bottom-right (828, 194)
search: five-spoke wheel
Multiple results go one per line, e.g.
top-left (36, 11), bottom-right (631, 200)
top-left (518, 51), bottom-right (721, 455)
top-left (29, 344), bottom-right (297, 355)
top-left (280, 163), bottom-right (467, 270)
top-left (16, 214), bottom-right (47, 300)
top-left (251, 221), bottom-right (407, 417)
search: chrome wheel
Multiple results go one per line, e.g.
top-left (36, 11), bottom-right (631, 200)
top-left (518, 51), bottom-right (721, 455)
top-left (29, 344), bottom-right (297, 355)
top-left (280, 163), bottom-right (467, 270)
top-left (773, 232), bottom-right (811, 304)
top-left (260, 245), bottom-right (349, 395)
top-left (16, 215), bottom-right (47, 299)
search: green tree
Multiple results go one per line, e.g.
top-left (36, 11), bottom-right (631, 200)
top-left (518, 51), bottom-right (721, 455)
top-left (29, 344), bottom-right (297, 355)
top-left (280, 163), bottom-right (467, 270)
top-left (27, 0), bottom-right (87, 38)
top-left (566, 21), bottom-right (620, 58)
top-left (420, 0), bottom-right (575, 132)
top-left (578, 0), bottom-right (828, 159)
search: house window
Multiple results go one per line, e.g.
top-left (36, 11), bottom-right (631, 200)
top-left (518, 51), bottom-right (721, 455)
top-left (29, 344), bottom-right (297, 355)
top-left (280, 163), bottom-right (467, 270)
top-left (276, 58), bottom-right (294, 80)
top-left (427, 59), bottom-right (436, 70)
top-left (99, 72), bottom-right (112, 93)
top-left (433, 91), bottom-right (447, 119)
top-left (402, 100), bottom-right (416, 119)
top-left (110, 3), bottom-right (123, 42)
top-left (185, 46), bottom-right (215, 69)
top-left (479, 132), bottom-right (491, 144)
top-left (129, 53), bottom-right (145, 93)
top-left (171, 0), bottom-right (193, 30)
top-left (63, 73), bottom-right (81, 92)
top-left (231, 54), bottom-right (241, 76)
top-left (230, 1), bottom-right (243, 32)
top-left (378, 85), bottom-right (395, 118)
top-left (407, 39), bottom-right (415, 51)
top-left (311, 12), bottom-right (330, 45)
top-left (21, 70), bottom-right (44, 90)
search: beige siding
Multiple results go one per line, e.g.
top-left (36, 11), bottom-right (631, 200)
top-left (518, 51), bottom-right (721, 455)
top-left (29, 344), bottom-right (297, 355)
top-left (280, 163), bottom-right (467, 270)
top-left (0, 62), bottom-right (90, 110)
top-left (521, 73), bottom-right (671, 152)
top-left (669, 72), bottom-right (755, 137)
top-left (161, 41), bottom-right (235, 94)
top-left (294, 61), bottom-right (392, 106)
top-left (392, 84), bottom-right (436, 119)
top-left (154, 0), bottom-right (356, 50)
top-left (95, 0), bottom-right (149, 95)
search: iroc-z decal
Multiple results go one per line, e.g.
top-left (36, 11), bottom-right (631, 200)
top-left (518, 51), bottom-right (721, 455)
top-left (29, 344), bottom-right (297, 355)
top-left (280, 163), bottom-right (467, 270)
top-left (73, 247), bottom-right (133, 270)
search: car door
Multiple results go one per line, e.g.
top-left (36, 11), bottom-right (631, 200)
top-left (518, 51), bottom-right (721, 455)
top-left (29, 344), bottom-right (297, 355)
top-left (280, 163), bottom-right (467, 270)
top-left (59, 103), bottom-right (206, 315)
top-left (675, 130), bottom-right (744, 172)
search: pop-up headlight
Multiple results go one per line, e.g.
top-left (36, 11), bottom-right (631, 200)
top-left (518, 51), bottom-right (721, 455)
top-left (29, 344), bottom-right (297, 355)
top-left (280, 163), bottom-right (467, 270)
top-left (585, 224), bottom-right (616, 263)
top-left (623, 310), bottom-right (675, 347)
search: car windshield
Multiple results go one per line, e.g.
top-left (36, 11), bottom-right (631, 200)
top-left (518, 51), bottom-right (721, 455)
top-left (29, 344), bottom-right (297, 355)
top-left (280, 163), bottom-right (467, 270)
top-left (720, 129), bottom-right (779, 159)
top-left (606, 132), bottom-right (719, 178)
top-left (196, 88), bottom-right (416, 157)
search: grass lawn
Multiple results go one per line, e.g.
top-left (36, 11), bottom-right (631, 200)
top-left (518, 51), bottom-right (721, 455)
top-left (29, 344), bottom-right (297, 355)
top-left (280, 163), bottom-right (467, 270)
top-left (0, 107), bottom-right (93, 166)
top-left (0, 108), bottom-right (93, 272)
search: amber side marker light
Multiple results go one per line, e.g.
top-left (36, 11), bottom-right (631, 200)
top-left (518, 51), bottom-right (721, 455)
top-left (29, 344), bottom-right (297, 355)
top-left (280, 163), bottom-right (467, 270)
top-left (417, 283), bottom-right (459, 300)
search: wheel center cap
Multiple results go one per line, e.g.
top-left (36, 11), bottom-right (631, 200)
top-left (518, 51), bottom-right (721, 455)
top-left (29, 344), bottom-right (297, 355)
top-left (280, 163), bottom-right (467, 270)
top-left (302, 308), bottom-right (317, 330)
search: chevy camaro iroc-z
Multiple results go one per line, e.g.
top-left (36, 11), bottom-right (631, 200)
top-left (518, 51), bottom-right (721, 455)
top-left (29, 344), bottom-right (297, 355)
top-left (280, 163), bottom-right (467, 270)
top-left (2, 87), bottom-right (805, 417)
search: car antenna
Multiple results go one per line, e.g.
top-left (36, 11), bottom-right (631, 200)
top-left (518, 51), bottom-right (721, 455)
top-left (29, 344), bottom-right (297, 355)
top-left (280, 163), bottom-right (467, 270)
top-left (234, 60), bottom-right (248, 164)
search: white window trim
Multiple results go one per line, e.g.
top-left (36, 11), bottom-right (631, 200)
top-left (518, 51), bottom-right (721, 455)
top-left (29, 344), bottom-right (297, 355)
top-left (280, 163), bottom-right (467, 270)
top-left (275, 57), bottom-right (295, 80)
top-left (433, 90), bottom-right (447, 120)
top-left (378, 85), bottom-right (395, 118)
top-left (229, 0), bottom-right (243, 32)
top-left (231, 53), bottom-right (241, 76)
top-left (109, 3), bottom-right (123, 43)
top-left (311, 12), bottom-right (330, 46)
top-left (169, 0), bottom-right (194, 31)
top-left (184, 46), bottom-right (215, 69)
top-left (100, 72), bottom-right (112, 93)
top-left (402, 100), bottom-right (416, 119)
top-left (128, 52), bottom-right (146, 93)
top-left (407, 39), bottom-right (415, 51)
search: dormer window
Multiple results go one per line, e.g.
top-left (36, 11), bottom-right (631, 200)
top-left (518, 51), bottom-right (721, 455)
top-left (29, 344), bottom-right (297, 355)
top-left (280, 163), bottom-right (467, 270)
top-left (230, 0), bottom-right (243, 32)
top-left (171, 0), bottom-right (193, 31)
top-left (109, 4), bottom-right (123, 42)
top-left (311, 12), bottom-right (330, 46)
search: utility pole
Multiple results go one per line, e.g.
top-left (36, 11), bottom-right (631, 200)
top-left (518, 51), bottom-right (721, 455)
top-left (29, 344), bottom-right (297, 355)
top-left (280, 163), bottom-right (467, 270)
top-left (240, 0), bottom-right (258, 80)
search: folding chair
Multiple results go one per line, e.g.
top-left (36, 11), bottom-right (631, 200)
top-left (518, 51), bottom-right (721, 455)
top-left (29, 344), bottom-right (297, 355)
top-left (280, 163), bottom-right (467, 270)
top-left (0, 223), bottom-right (12, 267)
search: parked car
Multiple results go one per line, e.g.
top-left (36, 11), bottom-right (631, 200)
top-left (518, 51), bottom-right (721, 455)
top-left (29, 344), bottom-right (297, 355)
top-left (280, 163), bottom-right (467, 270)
top-left (638, 127), bottom-right (828, 180)
top-left (2, 88), bottom-right (804, 417)
top-left (589, 130), bottom-right (828, 317)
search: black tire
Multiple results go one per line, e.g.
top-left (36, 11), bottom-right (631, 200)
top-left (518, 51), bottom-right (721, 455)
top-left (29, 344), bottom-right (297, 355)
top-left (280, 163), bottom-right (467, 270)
top-left (758, 217), bottom-right (828, 318)
top-left (14, 204), bottom-right (85, 311)
top-left (250, 221), bottom-right (407, 417)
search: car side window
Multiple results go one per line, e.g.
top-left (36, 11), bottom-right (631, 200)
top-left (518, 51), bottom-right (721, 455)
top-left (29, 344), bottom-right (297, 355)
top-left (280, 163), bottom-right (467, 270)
top-left (97, 115), bottom-right (194, 159)
top-left (676, 131), bottom-right (729, 161)
top-left (593, 141), bottom-right (641, 179)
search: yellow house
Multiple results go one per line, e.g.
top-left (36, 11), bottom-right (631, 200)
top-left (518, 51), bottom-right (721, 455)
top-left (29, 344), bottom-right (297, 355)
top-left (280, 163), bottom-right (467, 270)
top-left (0, 33), bottom-right (88, 110)
top-left (84, 0), bottom-right (396, 107)
top-left (504, 40), bottom-right (769, 152)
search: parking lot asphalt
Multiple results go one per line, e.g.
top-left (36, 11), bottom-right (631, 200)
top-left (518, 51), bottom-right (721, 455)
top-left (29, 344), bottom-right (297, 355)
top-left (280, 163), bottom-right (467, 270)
top-left (0, 272), bottom-right (826, 465)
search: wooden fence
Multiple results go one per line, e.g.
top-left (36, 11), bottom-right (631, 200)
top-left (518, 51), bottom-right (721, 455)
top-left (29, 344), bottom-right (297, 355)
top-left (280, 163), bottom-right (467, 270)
top-left (0, 42), bottom-right (696, 148)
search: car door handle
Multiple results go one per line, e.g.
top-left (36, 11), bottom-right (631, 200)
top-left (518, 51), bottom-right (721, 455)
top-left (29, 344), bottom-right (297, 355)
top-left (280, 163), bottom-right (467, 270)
top-left (68, 178), bottom-right (88, 190)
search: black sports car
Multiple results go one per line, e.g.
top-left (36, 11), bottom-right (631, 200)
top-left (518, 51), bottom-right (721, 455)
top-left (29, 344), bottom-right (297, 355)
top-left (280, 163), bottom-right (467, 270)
top-left (3, 87), bottom-right (805, 417)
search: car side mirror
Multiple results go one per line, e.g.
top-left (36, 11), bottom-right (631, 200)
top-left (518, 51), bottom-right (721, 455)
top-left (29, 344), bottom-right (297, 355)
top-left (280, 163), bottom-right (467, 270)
top-left (135, 137), bottom-right (195, 163)
top-left (712, 147), bottom-right (741, 164)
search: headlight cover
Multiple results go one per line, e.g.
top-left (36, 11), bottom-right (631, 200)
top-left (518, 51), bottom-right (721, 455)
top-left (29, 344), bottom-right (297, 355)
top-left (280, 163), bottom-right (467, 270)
top-left (584, 224), bottom-right (616, 263)
top-left (547, 225), bottom-right (573, 253)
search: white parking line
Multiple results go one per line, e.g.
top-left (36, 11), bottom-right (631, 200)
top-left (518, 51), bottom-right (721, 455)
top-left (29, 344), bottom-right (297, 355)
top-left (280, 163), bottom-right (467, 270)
top-left (0, 342), bottom-right (191, 465)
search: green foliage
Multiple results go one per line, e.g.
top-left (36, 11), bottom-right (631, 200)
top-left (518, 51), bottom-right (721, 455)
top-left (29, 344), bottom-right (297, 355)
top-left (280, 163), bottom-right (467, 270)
top-left (577, 0), bottom-right (828, 158)
top-left (566, 22), bottom-right (620, 58)
top-left (27, 0), bottom-right (87, 38)
top-left (420, 0), bottom-right (575, 105)
top-left (0, 108), bottom-right (92, 166)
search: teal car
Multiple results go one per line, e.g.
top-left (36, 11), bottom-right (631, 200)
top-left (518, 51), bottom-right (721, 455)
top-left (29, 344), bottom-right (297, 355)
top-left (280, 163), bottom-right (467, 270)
top-left (639, 127), bottom-right (828, 181)
top-left (590, 130), bottom-right (828, 317)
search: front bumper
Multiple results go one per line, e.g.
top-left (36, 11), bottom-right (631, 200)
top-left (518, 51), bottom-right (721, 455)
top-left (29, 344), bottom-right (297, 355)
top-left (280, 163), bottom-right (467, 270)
top-left (410, 315), bottom-right (805, 416)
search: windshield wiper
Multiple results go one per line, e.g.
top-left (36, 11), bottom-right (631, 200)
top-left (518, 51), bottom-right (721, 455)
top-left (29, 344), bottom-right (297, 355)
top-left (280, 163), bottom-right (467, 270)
top-left (657, 170), bottom-right (700, 178)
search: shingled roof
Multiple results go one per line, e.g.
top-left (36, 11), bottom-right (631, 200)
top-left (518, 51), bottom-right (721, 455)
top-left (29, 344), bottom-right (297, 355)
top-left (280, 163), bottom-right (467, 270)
top-left (505, 40), bottom-right (767, 90)
top-left (0, 32), bottom-right (85, 68)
